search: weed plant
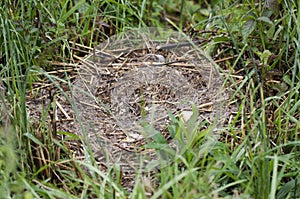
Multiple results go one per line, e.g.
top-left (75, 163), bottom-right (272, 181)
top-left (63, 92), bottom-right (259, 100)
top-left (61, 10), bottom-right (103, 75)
top-left (0, 0), bottom-right (299, 198)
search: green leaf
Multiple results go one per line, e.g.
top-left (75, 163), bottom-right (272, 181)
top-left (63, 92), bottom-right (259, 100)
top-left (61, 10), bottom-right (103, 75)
top-left (24, 132), bottom-right (43, 146)
top-left (152, 131), bottom-right (167, 144)
top-left (186, 104), bottom-right (199, 137)
top-left (260, 49), bottom-right (272, 65)
top-left (142, 123), bottom-right (167, 144)
top-left (283, 75), bottom-right (293, 86)
top-left (257, 16), bottom-right (273, 25)
top-left (276, 177), bottom-right (300, 199)
top-left (167, 124), bottom-right (176, 138)
top-left (273, 25), bottom-right (283, 41)
top-left (60, 0), bottom-right (86, 23)
top-left (213, 36), bottom-right (231, 43)
top-left (77, 1), bottom-right (91, 14)
top-left (267, 24), bottom-right (275, 39)
top-left (57, 131), bottom-right (81, 140)
top-left (288, 98), bottom-right (300, 116)
top-left (29, 28), bottom-right (39, 34)
top-left (242, 19), bottom-right (257, 41)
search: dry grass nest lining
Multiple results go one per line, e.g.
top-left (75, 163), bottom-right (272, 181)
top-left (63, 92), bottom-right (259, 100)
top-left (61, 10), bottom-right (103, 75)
top-left (23, 29), bottom-right (232, 192)
top-left (26, 29), bottom-right (230, 187)
top-left (71, 29), bottom-right (229, 170)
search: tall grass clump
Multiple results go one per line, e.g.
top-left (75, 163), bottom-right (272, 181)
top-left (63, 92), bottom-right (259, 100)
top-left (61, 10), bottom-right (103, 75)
top-left (0, 0), bottom-right (165, 197)
top-left (187, 0), bottom-right (300, 198)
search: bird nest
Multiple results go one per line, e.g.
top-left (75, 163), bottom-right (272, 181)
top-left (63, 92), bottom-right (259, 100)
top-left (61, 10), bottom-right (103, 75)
top-left (72, 28), bottom-right (228, 174)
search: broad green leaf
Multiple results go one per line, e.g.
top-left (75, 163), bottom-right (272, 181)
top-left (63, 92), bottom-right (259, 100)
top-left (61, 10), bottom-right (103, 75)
top-left (257, 16), bottom-right (273, 25)
top-left (242, 19), bottom-right (257, 41)
top-left (276, 177), bottom-right (300, 199)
